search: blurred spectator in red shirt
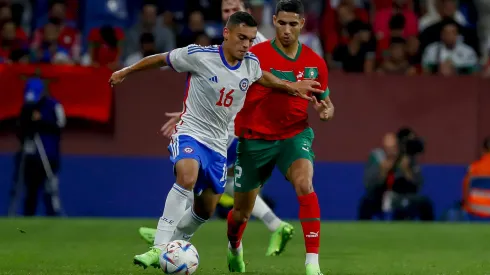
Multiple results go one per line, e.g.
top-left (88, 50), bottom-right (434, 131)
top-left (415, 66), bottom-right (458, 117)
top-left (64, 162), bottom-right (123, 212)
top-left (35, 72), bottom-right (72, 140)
top-left (373, 0), bottom-right (418, 41)
top-left (321, 0), bottom-right (369, 58)
top-left (299, 14), bottom-right (324, 57)
top-left (31, 0), bottom-right (80, 62)
top-left (377, 37), bottom-right (417, 75)
top-left (0, 20), bottom-right (27, 63)
top-left (30, 18), bottom-right (73, 64)
top-left (88, 25), bottom-right (124, 71)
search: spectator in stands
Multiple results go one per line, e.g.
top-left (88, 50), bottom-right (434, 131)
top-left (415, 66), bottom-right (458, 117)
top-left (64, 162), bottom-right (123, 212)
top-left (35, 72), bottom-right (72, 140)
top-left (377, 14), bottom-right (405, 61)
top-left (299, 15), bottom-right (324, 57)
top-left (462, 137), bottom-right (490, 218)
top-left (422, 19), bottom-right (478, 75)
top-left (322, 1), bottom-right (368, 65)
top-left (31, 0), bottom-right (81, 62)
top-left (177, 10), bottom-right (205, 48)
top-left (31, 18), bottom-right (73, 65)
top-left (373, 0), bottom-right (418, 41)
top-left (124, 32), bottom-right (156, 67)
top-left (194, 31), bottom-right (212, 46)
top-left (0, 20), bottom-right (28, 63)
top-left (124, 2), bottom-right (175, 60)
top-left (332, 20), bottom-right (375, 73)
top-left (87, 25), bottom-right (124, 71)
top-left (419, 0), bottom-right (467, 32)
top-left (377, 37), bottom-right (417, 74)
top-left (15, 78), bottom-right (65, 216)
top-left (249, 0), bottom-right (274, 39)
top-left (359, 129), bottom-right (434, 221)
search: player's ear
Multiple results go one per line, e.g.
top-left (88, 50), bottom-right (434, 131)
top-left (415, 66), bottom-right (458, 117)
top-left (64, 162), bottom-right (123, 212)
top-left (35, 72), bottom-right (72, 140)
top-left (272, 15), bottom-right (277, 26)
top-left (300, 17), bottom-right (305, 29)
top-left (223, 27), bottom-right (230, 41)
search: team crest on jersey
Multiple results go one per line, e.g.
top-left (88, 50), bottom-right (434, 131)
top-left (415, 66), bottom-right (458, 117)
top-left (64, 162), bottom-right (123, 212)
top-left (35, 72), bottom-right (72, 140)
top-left (184, 147), bottom-right (194, 153)
top-left (239, 78), bottom-right (249, 92)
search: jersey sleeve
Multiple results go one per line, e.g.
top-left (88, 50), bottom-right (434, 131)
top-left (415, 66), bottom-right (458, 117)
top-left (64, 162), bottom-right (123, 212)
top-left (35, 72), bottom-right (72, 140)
top-left (166, 44), bottom-right (200, 73)
top-left (246, 52), bottom-right (263, 83)
top-left (315, 57), bottom-right (329, 100)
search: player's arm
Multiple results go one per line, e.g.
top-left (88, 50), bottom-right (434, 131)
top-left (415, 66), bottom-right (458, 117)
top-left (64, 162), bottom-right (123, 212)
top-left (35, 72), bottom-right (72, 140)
top-left (311, 59), bottom-right (334, 121)
top-left (256, 71), bottom-right (324, 101)
top-left (109, 45), bottom-right (198, 86)
top-left (109, 53), bottom-right (169, 86)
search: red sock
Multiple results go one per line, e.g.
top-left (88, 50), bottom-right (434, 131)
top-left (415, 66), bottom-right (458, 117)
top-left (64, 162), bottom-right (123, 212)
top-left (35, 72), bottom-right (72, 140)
top-left (298, 192), bottom-right (321, 254)
top-left (227, 209), bottom-right (247, 249)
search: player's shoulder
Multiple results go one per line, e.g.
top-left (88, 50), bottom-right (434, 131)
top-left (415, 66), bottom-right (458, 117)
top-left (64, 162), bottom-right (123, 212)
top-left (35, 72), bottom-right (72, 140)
top-left (185, 44), bottom-right (220, 56)
top-left (301, 44), bottom-right (326, 65)
top-left (250, 40), bottom-right (272, 53)
top-left (244, 51), bottom-right (260, 65)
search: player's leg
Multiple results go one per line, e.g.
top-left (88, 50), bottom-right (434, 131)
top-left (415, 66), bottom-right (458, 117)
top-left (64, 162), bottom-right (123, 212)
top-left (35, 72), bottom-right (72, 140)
top-left (277, 128), bottom-right (323, 275)
top-left (170, 145), bottom-right (227, 242)
top-left (134, 135), bottom-right (200, 269)
top-left (227, 138), bottom-right (277, 272)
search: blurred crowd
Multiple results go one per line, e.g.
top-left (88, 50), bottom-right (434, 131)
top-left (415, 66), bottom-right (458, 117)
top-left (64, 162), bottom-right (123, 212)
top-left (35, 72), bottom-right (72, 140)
top-left (2, 0), bottom-right (490, 76)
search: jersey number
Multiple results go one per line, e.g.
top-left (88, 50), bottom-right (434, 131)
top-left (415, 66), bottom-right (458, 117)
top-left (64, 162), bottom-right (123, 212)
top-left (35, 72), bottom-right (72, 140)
top-left (216, 88), bottom-right (235, 107)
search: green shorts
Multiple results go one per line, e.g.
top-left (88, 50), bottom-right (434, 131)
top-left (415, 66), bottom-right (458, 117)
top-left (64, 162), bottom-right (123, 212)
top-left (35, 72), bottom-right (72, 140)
top-left (234, 127), bottom-right (315, 192)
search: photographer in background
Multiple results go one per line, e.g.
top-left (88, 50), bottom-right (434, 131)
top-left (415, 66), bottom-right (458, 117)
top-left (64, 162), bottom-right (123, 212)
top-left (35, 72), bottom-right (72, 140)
top-left (9, 78), bottom-right (65, 216)
top-left (359, 128), bottom-right (434, 221)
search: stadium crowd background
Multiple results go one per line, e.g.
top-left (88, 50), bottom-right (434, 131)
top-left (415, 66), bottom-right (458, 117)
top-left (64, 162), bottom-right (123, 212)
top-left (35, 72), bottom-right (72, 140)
top-left (0, 0), bottom-right (489, 221)
top-left (1, 0), bottom-right (490, 76)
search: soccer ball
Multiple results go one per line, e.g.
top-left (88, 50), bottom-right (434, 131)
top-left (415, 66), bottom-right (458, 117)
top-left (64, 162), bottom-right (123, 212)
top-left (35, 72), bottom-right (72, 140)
top-left (160, 240), bottom-right (199, 274)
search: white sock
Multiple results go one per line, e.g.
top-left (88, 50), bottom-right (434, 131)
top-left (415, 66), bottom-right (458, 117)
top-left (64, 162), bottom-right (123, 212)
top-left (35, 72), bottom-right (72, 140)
top-left (228, 241), bottom-right (243, 255)
top-left (305, 253), bottom-right (319, 265)
top-left (224, 176), bottom-right (235, 196)
top-left (154, 183), bottom-right (190, 247)
top-left (185, 192), bottom-right (195, 210)
top-left (171, 207), bottom-right (207, 242)
top-left (252, 196), bottom-right (282, 232)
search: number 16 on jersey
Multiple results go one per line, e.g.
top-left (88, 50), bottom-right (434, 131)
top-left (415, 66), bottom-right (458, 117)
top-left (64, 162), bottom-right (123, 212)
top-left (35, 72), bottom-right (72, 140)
top-left (216, 88), bottom-right (235, 107)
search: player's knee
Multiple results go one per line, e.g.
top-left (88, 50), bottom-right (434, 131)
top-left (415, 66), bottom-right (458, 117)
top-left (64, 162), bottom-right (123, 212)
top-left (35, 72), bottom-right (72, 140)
top-left (292, 176), bottom-right (314, 196)
top-left (176, 172), bottom-right (198, 190)
top-left (232, 208), bottom-right (251, 223)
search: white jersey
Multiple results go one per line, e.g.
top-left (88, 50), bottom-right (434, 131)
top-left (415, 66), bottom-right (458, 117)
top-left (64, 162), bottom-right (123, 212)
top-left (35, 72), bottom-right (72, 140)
top-left (227, 31), bottom-right (268, 142)
top-left (168, 44), bottom-right (262, 157)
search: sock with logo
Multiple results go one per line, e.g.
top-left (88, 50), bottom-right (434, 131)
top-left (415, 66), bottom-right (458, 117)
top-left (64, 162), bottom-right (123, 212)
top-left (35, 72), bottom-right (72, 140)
top-left (227, 209), bottom-right (248, 251)
top-left (171, 207), bottom-right (207, 242)
top-left (298, 192), bottom-right (321, 265)
top-left (154, 183), bottom-right (190, 247)
top-left (252, 195), bottom-right (282, 232)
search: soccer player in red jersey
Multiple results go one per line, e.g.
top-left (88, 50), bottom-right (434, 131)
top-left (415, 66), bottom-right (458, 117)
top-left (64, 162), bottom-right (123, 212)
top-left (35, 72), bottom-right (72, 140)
top-left (226, 1), bottom-right (334, 274)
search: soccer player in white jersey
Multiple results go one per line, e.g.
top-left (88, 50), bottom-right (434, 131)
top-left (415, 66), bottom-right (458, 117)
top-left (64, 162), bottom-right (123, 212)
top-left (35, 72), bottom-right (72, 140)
top-left (137, 0), bottom-right (295, 258)
top-left (109, 11), bottom-right (323, 269)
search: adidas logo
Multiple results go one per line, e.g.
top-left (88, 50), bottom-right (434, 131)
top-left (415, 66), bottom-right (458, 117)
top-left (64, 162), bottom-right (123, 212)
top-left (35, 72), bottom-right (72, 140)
top-left (209, 75), bottom-right (218, 83)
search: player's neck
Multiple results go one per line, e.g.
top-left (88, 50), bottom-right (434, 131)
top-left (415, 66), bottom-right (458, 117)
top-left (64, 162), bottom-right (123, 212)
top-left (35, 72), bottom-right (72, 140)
top-left (221, 46), bottom-right (240, 67)
top-left (272, 38), bottom-right (300, 60)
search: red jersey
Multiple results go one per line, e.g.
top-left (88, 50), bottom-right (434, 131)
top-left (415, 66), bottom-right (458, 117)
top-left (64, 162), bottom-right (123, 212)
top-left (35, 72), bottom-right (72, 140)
top-left (235, 39), bottom-right (328, 140)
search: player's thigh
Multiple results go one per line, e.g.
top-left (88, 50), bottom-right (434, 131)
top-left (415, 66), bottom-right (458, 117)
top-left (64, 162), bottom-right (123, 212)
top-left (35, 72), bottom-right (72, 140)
top-left (232, 188), bottom-right (261, 222)
top-left (194, 146), bottom-right (228, 196)
top-left (234, 138), bottom-right (278, 193)
top-left (192, 187), bottom-right (222, 220)
top-left (277, 128), bottom-right (315, 193)
top-left (168, 135), bottom-right (202, 189)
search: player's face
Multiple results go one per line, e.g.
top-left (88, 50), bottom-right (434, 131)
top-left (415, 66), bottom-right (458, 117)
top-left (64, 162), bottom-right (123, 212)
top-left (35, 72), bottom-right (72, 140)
top-left (273, 11), bottom-right (305, 47)
top-left (223, 24), bottom-right (257, 60)
top-left (222, 0), bottom-right (244, 23)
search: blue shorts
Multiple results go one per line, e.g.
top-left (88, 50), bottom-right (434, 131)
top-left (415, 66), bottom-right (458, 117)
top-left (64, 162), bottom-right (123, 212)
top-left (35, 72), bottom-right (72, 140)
top-left (168, 135), bottom-right (227, 195)
top-left (227, 138), bottom-right (238, 168)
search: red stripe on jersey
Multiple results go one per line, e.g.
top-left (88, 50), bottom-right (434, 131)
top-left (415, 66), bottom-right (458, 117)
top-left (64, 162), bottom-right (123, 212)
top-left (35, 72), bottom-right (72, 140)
top-left (174, 73), bottom-right (192, 134)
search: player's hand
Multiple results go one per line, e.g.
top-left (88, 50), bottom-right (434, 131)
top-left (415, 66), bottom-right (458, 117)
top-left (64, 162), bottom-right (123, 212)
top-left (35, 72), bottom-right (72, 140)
top-left (289, 80), bottom-right (324, 101)
top-left (159, 112), bottom-right (181, 138)
top-left (312, 96), bottom-right (334, 121)
top-left (109, 68), bottom-right (129, 87)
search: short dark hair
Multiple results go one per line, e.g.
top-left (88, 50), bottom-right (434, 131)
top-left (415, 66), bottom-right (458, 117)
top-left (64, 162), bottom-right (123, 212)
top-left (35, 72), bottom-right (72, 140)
top-left (49, 0), bottom-right (65, 9)
top-left (390, 37), bottom-right (406, 45)
top-left (346, 19), bottom-right (364, 37)
top-left (226, 11), bottom-right (258, 29)
top-left (140, 32), bottom-right (155, 44)
top-left (389, 14), bottom-right (406, 30)
top-left (275, 0), bottom-right (304, 16)
top-left (441, 17), bottom-right (460, 32)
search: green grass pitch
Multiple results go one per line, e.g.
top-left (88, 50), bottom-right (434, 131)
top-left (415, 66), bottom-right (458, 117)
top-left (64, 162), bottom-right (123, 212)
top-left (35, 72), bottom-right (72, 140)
top-left (0, 218), bottom-right (489, 275)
